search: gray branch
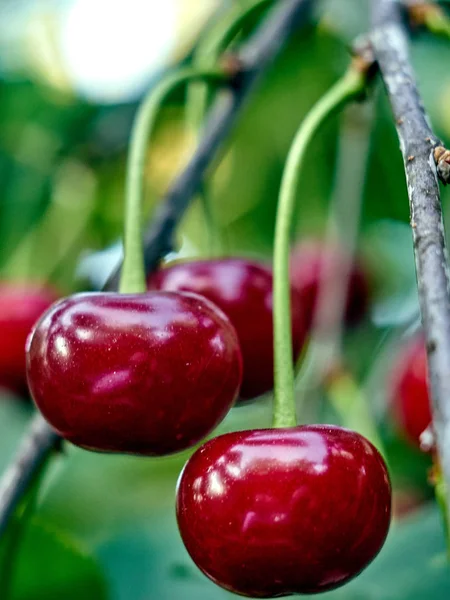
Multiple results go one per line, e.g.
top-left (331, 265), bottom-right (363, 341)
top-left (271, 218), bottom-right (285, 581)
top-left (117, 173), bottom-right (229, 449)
top-left (371, 0), bottom-right (450, 516)
top-left (0, 0), bottom-right (314, 537)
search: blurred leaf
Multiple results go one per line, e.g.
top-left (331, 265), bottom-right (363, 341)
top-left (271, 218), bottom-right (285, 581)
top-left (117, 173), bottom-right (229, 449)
top-left (364, 220), bottom-right (419, 327)
top-left (0, 397), bottom-right (32, 472)
top-left (321, 504), bottom-right (450, 599)
top-left (94, 504), bottom-right (450, 600)
top-left (96, 503), bottom-right (449, 600)
top-left (0, 518), bottom-right (108, 600)
top-left (380, 422), bottom-right (433, 494)
top-left (321, 0), bottom-right (370, 42)
top-left (96, 512), bottom-right (232, 600)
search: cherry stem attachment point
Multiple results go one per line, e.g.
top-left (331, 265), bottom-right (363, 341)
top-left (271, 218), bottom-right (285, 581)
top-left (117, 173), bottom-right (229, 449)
top-left (119, 67), bottom-right (228, 295)
top-left (272, 62), bottom-right (370, 429)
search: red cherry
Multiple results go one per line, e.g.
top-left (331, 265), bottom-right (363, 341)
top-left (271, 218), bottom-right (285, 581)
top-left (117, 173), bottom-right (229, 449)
top-left (148, 258), bottom-right (306, 400)
top-left (289, 239), bottom-right (370, 328)
top-left (26, 291), bottom-right (242, 456)
top-left (0, 283), bottom-right (59, 395)
top-left (389, 335), bottom-right (432, 449)
top-left (177, 425), bottom-right (391, 597)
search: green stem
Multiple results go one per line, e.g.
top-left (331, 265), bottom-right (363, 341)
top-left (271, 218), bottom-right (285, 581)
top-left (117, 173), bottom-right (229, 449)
top-left (187, 0), bottom-right (273, 133)
top-left (272, 67), bottom-right (367, 428)
top-left (119, 67), bottom-right (227, 294)
top-left (423, 6), bottom-right (450, 39)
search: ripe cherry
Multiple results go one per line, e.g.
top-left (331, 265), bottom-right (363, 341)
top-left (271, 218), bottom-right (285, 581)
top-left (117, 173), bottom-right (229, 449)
top-left (148, 258), bottom-right (306, 400)
top-left (289, 239), bottom-right (370, 328)
top-left (26, 291), bottom-right (242, 455)
top-left (0, 283), bottom-right (59, 395)
top-left (177, 425), bottom-right (391, 597)
top-left (389, 335), bottom-right (431, 449)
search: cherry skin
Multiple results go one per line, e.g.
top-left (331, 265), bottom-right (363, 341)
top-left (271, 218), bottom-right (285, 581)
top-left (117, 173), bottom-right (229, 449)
top-left (389, 335), bottom-right (431, 449)
top-left (289, 239), bottom-right (370, 328)
top-left (0, 283), bottom-right (59, 395)
top-left (148, 258), bottom-right (306, 400)
top-left (177, 425), bottom-right (391, 597)
top-left (26, 291), bottom-right (242, 456)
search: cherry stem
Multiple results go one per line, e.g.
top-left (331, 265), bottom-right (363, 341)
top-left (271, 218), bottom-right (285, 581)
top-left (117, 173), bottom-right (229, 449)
top-left (186, 0), bottom-right (273, 257)
top-left (272, 65), bottom-right (368, 429)
top-left (119, 67), bottom-right (227, 294)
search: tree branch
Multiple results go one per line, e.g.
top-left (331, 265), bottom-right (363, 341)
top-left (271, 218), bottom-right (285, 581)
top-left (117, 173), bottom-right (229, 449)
top-left (0, 0), bottom-right (314, 537)
top-left (371, 0), bottom-right (450, 515)
top-left (0, 416), bottom-right (59, 536)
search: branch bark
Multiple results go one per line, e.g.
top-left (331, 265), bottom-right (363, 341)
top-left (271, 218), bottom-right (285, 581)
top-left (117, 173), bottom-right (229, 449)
top-left (0, 0), bottom-right (314, 537)
top-left (371, 0), bottom-right (450, 515)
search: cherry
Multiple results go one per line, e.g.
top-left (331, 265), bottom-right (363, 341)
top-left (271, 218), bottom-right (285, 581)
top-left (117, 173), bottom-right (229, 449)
top-left (389, 335), bottom-right (431, 449)
top-left (177, 424), bottom-right (391, 597)
top-left (289, 239), bottom-right (370, 328)
top-left (148, 258), bottom-right (306, 400)
top-left (0, 283), bottom-right (59, 395)
top-left (26, 291), bottom-right (242, 455)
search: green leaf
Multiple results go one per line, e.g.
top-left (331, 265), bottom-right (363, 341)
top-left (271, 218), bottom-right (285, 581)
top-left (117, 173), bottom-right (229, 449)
top-left (97, 504), bottom-right (450, 600)
top-left (321, 504), bottom-right (450, 599)
top-left (0, 518), bottom-right (108, 600)
top-left (364, 220), bottom-right (419, 328)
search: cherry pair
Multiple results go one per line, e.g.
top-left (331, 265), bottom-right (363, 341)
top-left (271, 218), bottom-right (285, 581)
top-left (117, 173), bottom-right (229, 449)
top-left (25, 243), bottom-right (368, 455)
top-left (22, 250), bottom-right (391, 599)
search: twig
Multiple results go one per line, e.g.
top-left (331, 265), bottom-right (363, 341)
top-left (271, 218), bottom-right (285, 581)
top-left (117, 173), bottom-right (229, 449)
top-left (0, 0), bottom-right (314, 537)
top-left (0, 416), bottom-right (59, 537)
top-left (371, 0), bottom-right (450, 518)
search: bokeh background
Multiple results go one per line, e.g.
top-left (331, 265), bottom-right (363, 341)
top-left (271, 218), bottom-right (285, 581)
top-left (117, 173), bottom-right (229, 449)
top-left (0, 0), bottom-right (450, 598)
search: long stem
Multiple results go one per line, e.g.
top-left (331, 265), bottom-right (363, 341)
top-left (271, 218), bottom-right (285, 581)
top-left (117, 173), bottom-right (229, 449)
top-left (187, 0), bottom-right (273, 133)
top-left (272, 66), bottom-right (367, 428)
top-left (119, 68), bottom-right (227, 294)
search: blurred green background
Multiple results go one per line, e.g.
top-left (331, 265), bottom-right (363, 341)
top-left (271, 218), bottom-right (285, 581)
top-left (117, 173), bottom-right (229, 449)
top-left (0, 0), bottom-right (450, 598)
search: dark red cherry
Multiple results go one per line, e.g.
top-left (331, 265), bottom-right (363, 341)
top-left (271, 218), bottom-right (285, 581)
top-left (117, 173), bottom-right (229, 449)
top-left (0, 283), bottom-right (59, 395)
top-left (177, 425), bottom-right (391, 597)
top-left (389, 335), bottom-right (431, 449)
top-left (26, 291), bottom-right (242, 455)
top-left (148, 258), bottom-right (306, 400)
top-left (289, 239), bottom-right (370, 328)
